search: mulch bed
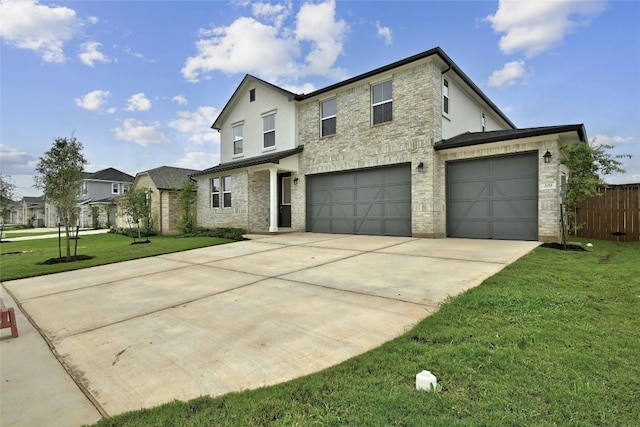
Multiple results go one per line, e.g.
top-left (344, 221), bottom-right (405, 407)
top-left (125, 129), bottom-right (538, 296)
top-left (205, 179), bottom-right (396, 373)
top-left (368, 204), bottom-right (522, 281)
top-left (540, 242), bottom-right (587, 252)
top-left (40, 255), bottom-right (95, 264)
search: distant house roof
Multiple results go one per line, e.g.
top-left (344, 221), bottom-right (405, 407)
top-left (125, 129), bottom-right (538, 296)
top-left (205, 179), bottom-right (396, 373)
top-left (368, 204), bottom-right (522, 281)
top-left (22, 196), bottom-right (44, 206)
top-left (435, 124), bottom-right (587, 151)
top-left (136, 166), bottom-right (201, 190)
top-left (86, 167), bottom-right (134, 183)
top-left (191, 146), bottom-right (304, 177)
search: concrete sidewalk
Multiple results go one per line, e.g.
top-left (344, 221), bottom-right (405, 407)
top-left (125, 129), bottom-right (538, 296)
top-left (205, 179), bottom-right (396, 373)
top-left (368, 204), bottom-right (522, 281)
top-left (1, 234), bottom-right (539, 426)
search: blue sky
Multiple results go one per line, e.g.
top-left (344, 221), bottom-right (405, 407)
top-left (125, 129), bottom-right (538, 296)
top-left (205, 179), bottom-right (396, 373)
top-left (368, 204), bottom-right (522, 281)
top-left (1, 0), bottom-right (639, 198)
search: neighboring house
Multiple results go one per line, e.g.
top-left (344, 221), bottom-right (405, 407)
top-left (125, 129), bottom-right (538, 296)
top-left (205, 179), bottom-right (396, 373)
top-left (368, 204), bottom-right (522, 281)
top-left (116, 166), bottom-right (199, 235)
top-left (75, 168), bottom-right (134, 228)
top-left (19, 196), bottom-right (46, 227)
top-left (191, 47), bottom-right (586, 242)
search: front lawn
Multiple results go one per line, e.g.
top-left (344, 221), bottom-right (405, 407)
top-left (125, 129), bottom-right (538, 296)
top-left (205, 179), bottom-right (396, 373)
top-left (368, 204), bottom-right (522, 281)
top-left (0, 233), bottom-right (233, 282)
top-left (92, 239), bottom-right (640, 426)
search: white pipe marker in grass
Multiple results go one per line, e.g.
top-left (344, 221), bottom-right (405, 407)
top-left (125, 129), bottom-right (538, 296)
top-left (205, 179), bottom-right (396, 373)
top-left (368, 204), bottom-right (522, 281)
top-left (416, 370), bottom-right (438, 392)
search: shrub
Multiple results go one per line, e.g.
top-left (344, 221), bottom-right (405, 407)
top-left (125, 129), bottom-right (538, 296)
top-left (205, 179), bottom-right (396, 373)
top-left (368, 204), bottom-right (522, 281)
top-left (182, 227), bottom-right (245, 241)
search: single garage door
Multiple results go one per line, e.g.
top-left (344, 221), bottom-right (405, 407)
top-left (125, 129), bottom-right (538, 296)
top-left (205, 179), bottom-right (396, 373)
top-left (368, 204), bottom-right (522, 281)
top-left (307, 164), bottom-right (411, 236)
top-left (447, 153), bottom-right (538, 240)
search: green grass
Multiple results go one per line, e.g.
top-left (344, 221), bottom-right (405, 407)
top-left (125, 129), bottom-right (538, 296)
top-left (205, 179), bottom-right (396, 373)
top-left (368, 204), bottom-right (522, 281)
top-left (2, 230), bottom-right (63, 238)
top-left (0, 233), bottom-right (232, 281)
top-left (91, 239), bottom-right (640, 427)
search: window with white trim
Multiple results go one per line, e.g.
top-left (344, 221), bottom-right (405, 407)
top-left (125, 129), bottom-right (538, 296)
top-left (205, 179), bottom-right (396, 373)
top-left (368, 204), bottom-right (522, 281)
top-left (223, 176), bottom-right (232, 207)
top-left (372, 80), bottom-right (392, 125)
top-left (211, 177), bottom-right (220, 208)
top-left (211, 176), bottom-right (232, 208)
top-left (263, 113), bottom-right (275, 148)
top-left (321, 98), bottom-right (336, 137)
top-left (112, 183), bottom-right (119, 194)
top-left (443, 78), bottom-right (450, 115)
top-left (481, 112), bottom-right (486, 132)
top-left (232, 123), bottom-right (243, 155)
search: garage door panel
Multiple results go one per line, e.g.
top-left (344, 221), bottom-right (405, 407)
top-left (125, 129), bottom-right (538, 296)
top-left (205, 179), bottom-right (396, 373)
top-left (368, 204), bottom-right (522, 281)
top-left (307, 164), bottom-right (411, 236)
top-left (492, 200), bottom-right (537, 219)
top-left (447, 153), bottom-right (538, 241)
top-left (448, 201), bottom-right (490, 219)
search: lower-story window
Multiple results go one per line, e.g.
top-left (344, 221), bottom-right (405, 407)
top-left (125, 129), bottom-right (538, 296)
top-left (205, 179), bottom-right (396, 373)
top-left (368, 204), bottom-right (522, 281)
top-left (211, 176), bottom-right (232, 208)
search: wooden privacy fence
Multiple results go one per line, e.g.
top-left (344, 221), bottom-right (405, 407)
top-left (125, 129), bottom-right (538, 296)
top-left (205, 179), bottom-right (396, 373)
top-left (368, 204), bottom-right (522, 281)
top-left (573, 183), bottom-right (640, 242)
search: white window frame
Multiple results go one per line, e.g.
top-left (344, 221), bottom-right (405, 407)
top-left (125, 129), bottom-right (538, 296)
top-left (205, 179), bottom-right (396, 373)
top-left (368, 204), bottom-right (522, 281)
top-left (211, 176), bottom-right (232, 208)
top-left (262, 113), bottom-right (276, 149)
top-left (320, 98), bottom-right (337, 137)
top-left (232, 123), bottom-right (244, 156)
top-left (112, 183), bottom-right (119, 194)
top-left (481, 111), bottom-right (486, 132)
top-left (222, 176), bottom-right (232, 207)
top-left (443, 78), bottom-right (450, 115)
top-left (211, 177), bottom-right (220, 208)
top-left (371, 80), bottom-right (392, 125)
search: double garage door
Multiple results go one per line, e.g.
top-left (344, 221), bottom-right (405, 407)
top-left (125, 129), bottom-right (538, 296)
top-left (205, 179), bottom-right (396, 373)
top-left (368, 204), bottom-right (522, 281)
top-left (446, 152), bottom-right (538, 241)
top-left (305, 154), bottom-right (538, 240)
top-left (306, 164), bottom-right (411, 236)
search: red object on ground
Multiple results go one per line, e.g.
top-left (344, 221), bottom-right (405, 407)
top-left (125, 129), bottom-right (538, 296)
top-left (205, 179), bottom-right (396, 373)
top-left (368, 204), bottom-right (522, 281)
top-left (0, 298), bottom-right (19, 338)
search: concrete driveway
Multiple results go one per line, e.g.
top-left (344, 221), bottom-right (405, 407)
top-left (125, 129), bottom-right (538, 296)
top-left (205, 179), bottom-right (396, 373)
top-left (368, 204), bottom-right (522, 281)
top-left (1, 233), bottom-right (539, 421)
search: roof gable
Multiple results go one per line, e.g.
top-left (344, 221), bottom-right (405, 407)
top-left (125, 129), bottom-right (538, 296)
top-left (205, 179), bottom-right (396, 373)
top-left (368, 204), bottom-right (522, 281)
top-left (136, 166), bottom-right (200, 190)
top-left (212, 75), bottom-right (298, 130)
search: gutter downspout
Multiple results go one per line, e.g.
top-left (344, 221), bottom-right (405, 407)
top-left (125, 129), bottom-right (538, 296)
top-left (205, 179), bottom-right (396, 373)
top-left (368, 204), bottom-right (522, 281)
top-left (159, 189), bottom-right (163, 235)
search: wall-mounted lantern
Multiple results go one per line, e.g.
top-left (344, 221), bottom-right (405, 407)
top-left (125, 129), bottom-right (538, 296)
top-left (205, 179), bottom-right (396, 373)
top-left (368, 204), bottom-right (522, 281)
top-left (417, 162), bottom-right (424, 171)
top-left (543, 150), bottom-right (552, 164)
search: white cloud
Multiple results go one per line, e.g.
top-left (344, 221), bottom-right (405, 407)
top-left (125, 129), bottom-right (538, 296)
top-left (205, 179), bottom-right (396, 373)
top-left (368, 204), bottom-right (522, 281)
top-left (78, 41), bottom-right (109, 67)
top-left (113, 119), bottom-right (170, 146)
top-left (281, 82), bottom-right (316, 95)
top-left (181, 0), bottom-right (347, 83)
top-left (376, 21), bottom-right (392, 46)
top-left (0, 0), bottom-right (81, 63)
top-left (295, 0), bottom-right (348, 77)
top-left (74, 89), bottom-right (111, 111)
top-left (252, 1), bottom-right (291, 28)
top-left (173, 152), bottom-right (220, 171)
top-left (0, 144), bottom-right (38, 175)
top-left (87, 16), bottom-right (99, 25)
top-left (486, 0), bottom-right (606, 57)
top-left (125, 93), bottom-right (152, 112)
top-left (590, 134), bottom-right (636, 146)
top-left (488, 60), bottom-right (526, 88)
top-left (172, 95), bottom-right (188, 105)
top-left (169, 106), bottom-right (219, 145)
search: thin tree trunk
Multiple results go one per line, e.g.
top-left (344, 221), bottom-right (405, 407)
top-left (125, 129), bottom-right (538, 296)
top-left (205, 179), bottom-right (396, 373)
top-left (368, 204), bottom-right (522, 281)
top-left (65, 218), bottom-right (71, 261)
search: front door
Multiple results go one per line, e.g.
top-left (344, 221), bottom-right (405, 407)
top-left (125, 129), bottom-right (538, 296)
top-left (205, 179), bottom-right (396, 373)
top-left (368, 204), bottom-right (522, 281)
top-left (279, 175), bottom-right (292, 227)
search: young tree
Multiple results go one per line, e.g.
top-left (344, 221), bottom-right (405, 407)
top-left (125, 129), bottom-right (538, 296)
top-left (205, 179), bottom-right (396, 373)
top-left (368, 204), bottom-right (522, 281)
top-left (34, 136), bottom-right (87, 260)
top-left (121, 187), bottom-right (152, 242)
top-left (91, 205), bottom-right (101, 229)
top-left (176, 180), bottom-right (197, 235)
top-left (0, 173), bottom-right (17, 224)
top-left (560, 141), bottom-right (631, 242)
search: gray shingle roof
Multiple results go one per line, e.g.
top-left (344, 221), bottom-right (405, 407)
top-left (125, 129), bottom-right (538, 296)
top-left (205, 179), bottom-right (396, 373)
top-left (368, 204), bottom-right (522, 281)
top-left (138, 166), bottom-right (201, 190)
top-left (434, 124), bottom-right (587, 150)
top-left (86, 168), bottom-right (134, 183)
top-left (191, 146), bottom-right (304, 177)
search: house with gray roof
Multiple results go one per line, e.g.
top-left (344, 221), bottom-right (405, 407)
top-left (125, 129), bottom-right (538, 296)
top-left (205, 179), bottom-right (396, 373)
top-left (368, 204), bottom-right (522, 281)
top-left (116, 166), bottom-right (200, 235)
top-left (73, 167), bottom-right (134, 228)
top-left (192, 47), bottom-right (585, 242)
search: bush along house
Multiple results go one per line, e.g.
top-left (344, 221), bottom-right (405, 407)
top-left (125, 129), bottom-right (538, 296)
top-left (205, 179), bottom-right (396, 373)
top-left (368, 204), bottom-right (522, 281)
top-left (191, 47), bottom-right (585, 242)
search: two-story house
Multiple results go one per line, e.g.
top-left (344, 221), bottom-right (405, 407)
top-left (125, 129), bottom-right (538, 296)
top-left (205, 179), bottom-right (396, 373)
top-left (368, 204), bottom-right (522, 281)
top-left (191, 47), bottom-right (585, 242)
top-left (72, 168), bottom-right (134, 228)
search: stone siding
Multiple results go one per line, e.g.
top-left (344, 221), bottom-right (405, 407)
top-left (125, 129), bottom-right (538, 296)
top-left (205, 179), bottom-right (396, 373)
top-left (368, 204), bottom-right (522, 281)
top-left (434, 137), bottom-right (563, 242)
top-left (297, 59), bottom-right (444, 236)
top-left (195, 171), bottom-right (250, 231)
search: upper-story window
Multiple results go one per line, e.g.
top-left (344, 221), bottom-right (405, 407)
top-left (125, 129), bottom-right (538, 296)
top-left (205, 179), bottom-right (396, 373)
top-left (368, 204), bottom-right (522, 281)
top-left (263, 113), bottom-right (276, 148)
top-left (321, 98), bottom-right (336, 137)
top-left (112, 183), bottom-right (119, 194)
top-left (249, 88), bottom-right (256, 102)
top-left (481, 112), bottom-right (486, 132)
top-left (443, 78), bottom-right (450, 115)
top-left (232, 123), bottom-right (244, 155)
top-left (372, 80), bottom-right (392, 125)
